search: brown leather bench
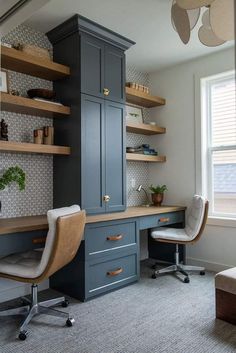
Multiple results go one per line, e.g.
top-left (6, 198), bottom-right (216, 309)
top-left (215, 268), bottom-right (236, 325)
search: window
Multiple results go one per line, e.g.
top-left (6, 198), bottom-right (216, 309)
top-left (201, 71), bottom-right (236, 218)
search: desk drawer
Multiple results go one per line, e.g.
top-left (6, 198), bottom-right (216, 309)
top-left (87, 252), bottom-right (138, 297)
top-left (139, 211), bottom-right (184, 230)
top-left (85, 221), bottom-right (137, 258)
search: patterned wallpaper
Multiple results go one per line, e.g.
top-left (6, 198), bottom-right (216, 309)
top-left (0, 25), bottom-right (153, 217)
top-left (126, 66), bottom-right (152, 206)
top-left (0, 25), bottom-right (53, 218)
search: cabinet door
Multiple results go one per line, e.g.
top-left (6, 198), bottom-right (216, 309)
top-left (81, 94), bottom-right (105, 214)
top-left (105, 101), bottom-right (126, 212)
top-left (104, 44), bottom-right (125, 103)
top-left (81, 34), bottom-right (104, 98)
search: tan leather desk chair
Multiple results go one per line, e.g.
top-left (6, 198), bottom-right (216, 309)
top-left (0, 205), bottom-right (86, 340)
top-left (151, 195), bottom-right (209, 283)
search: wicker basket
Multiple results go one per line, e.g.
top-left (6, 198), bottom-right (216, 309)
top-left (22, 44), bottom-right (51, 61)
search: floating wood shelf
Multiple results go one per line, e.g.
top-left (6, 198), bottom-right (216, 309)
top-left (0, 92), bottom-right (70, 118)
top-left (126, 87), bottom-right (165, 108)
top-left (126, 153), bottom-right (166, 163)
top-left (126, 121), bottom-right (166, 135)
top-left (1, 46), bottom-right (70, 81)
top-left (0, 141), bottom-right (71, 155)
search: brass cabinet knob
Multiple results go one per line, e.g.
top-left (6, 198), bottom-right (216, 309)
top-left (103, 88), bottom-right (110, 96)
top-left (103, 195), bottom-right (110, 202)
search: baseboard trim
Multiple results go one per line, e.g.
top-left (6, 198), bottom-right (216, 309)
top-left (0, 280), bottom-right (49, 303)
top-left (186, 257), bottom-right (232, 273)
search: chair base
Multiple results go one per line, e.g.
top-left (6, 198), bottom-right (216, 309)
top-left (152, 263), bottom-right (205, 282)
top-left (0, 284), bottom-right (74, 340)
top-left (151, 244), bottom-right (205, 282)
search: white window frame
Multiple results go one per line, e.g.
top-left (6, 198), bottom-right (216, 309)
top-left (195, 69), bottom-right (236, 226)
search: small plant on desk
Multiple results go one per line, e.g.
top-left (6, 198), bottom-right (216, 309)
top-left (149, 184), bottom-right (168, 206)
top-left (0, 166), bottom-right (26, 215)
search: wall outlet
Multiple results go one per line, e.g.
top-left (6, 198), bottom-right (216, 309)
top-left (131, 178), bottom-right (136, 189)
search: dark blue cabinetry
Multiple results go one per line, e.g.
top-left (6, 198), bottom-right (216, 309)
top-left (48, 15), bottom-right (134, 215)
top-left (81, 95), bottom-right (126, 213)
top-left (81, 34), bottom-right (125, 103)
top-left (50, 218), bottom-right (140, 301)
top-left (81, 34), bottom-right (104, 98)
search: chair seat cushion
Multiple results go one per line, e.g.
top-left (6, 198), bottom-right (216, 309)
top-left (215, 267), bottom-right (236, 295)
top-left (0, 250), bottom-right (43, 278)
top-left (151, 227), bottom-right (191, 242)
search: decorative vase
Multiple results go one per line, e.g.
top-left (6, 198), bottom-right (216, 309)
top-left (151, 193), bottom-right (164, 206)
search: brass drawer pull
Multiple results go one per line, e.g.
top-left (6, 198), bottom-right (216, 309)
top-left (159, 217), bottom-right (170, 223)
top-left (107, 267), bottom-right (123, 277)
top-left (106, 234), bottom-right (123, 241)
top-left (32, 237), bottom-right (46, 244)
top-left (103, 195), bottom-right (110, 202)
top-left (103, 88), bottom-right (110, 96)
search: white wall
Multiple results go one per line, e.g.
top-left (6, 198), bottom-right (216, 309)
top-left (149, 47), bottom-right (235, 271)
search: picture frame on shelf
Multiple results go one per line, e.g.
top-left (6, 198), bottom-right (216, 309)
top-left (0, 70), bottom-right (9, 93)
top-left (126, 104), bottom-right (143, 124)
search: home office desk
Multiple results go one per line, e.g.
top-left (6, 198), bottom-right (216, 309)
top-left (0, 206), bottom-right (186, 301)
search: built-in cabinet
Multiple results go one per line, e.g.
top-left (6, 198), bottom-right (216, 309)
top-left (81, 95), bottom-right (126, 214)
top-left (48, 15), bottom-right (133, 214)
top-left (48, 15), bottom-right (136, 300)
top-left (81, 34), bottom-right (125, 103)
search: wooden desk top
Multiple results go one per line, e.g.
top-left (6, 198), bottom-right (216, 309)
top-left (0, 206), bottom-right (186, 235)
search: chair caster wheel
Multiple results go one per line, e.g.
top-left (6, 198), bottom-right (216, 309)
top-left (66, 318), bottom-right (75, 327)
top-left (151, 274), bottom-right (157, 279)
top-left (184, 277), bottom-right (190, 283)
top-left (200, 271), bottom-right (205, 276)
top-left (19, 331), bottom-right (28, 340)
top-left (62, 299), bottom-right (69, 308)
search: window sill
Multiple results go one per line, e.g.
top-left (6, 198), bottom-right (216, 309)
top-left (207, 216), bottom-right (236, 228)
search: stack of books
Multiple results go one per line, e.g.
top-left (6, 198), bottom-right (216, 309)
top-left (126, 144), bottom-right (158, 156)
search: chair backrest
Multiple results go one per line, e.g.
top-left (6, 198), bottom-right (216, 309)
top-left (185, 195), bottom-right (209, 241)
top-left (36, 205), bottom-right (86, 282)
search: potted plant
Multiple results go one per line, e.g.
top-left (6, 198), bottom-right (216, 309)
top-left (149, 184), bottom-right (168, 206)
top-left (0, 166), bottom-right (26, 216)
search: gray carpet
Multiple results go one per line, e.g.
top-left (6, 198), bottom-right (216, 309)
top-left (0, 261), bottom-right (236, 353)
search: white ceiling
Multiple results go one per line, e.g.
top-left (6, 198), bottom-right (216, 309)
top-left (25, 0), bottom-right (234, 73)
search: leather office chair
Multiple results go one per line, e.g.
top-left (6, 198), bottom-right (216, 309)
top-left (0, 205), bottom-right (86, 340)
top-left (151, 195), bottom-right (208, 283)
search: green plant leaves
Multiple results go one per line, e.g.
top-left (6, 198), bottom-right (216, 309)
top-left (0, 166), bottom-right (26, 191)
top-left (149, 184), bottom-right (168, 194)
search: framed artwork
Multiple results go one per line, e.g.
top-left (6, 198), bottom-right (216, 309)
top-left (126, 104), bottom-right (143, 124)
top-left (0, 70), bottom-right (9, 93)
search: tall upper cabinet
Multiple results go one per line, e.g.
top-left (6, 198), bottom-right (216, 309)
top-left (47, 15), bottom-right (135, 214)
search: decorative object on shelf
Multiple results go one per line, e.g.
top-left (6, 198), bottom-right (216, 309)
top-left (12, 43), bottom-right (24, 51)
top-left (126, 144), bottom-right (158, 156)
top-left (0, 119), bottom-right (8, 141)
top-left (43, 126), bottom-right (54, 145)
top-left (0, 70), bottom-right (8, 93)
top-left (34, 129), bottom-right (44, 144)
top-left (126, 82), bottom-right (149, 94)
top-left (13, 43), bottom-right (51, 60)
top-left (149, 184), bottom-right (168, 206)
top-left (171, 0), bottom-right (234, 46)
top-left (27, 89), bottom-right (55, 100)
top-left (136, 184), bottom-right (150, 207)
top-left (126, 104), bottom-right (143, 124)
top-left (9, 89), bottom-right (20, 96)
top-left (149, 122), bottom-right (157, 126)
top-left (1, 42), bottom-right (12, 49)
top-left (0, 166), bottom-right (26, 217)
